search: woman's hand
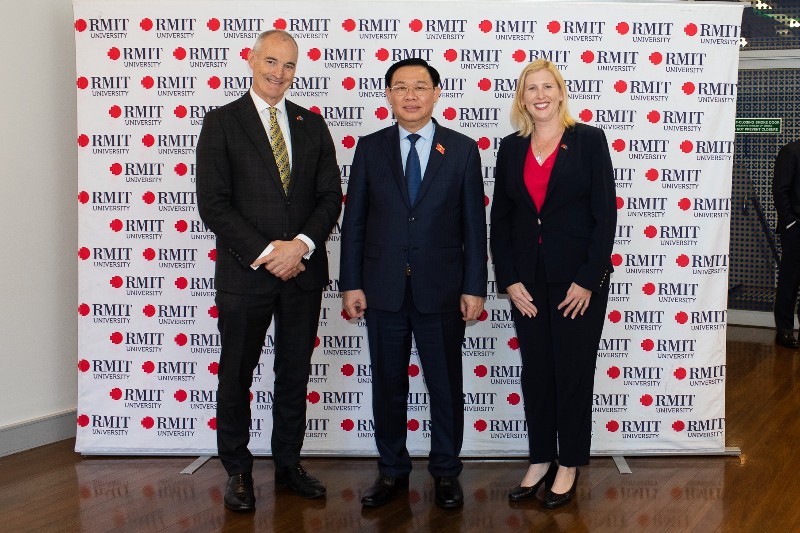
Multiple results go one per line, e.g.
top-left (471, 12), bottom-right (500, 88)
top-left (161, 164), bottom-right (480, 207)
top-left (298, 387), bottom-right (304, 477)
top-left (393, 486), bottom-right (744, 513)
top-left (557, 282), bottom-right (592, 319)
top-left (507, 282), bottom-right (537, 318)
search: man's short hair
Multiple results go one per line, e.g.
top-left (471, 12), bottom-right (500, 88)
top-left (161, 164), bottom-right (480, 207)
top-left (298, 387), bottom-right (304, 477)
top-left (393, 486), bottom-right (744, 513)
top-left (384, 58), bottom-right (441, 88)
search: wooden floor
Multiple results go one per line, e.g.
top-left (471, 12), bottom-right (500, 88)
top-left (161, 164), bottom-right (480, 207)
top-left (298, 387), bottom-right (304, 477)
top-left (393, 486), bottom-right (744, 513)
top-left (3, 326), bottom-right (800, 532)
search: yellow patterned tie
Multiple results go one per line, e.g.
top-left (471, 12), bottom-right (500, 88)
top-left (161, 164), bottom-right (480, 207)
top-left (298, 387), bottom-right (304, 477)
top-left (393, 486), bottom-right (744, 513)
top-left (268, 107), bottom-right (290, 193)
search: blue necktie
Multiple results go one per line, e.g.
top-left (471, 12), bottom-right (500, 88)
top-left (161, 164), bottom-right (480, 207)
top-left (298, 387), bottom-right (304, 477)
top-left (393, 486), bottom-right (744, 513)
top-left (406, 133), bottom-right (422, 205)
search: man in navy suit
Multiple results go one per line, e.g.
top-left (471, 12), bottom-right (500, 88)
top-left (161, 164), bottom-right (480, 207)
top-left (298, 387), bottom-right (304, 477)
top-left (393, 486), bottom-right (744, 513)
top-left (196, 30), bottom-right (342, 511)
top-left (340, 58), bottom-right (487, 509)
top-left (773, 139), bottom-right (800, 349)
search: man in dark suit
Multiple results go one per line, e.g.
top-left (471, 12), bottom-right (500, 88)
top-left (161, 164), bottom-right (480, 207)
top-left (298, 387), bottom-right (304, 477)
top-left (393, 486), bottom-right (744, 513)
top-left (196, 30), bottom-right (342, 511)
top-left (773, 139), bottom-right (800, 349)
top-left (339, 58), bottom-right (487, 509)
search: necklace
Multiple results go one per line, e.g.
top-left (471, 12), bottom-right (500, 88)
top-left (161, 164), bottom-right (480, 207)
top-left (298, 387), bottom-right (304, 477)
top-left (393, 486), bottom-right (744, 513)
top-left (533, 129), bottom-right (564, 165)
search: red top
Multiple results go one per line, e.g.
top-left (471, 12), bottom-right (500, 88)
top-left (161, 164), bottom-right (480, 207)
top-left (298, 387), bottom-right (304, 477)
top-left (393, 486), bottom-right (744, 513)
top-left (523, 144), bottom-right (557, 212)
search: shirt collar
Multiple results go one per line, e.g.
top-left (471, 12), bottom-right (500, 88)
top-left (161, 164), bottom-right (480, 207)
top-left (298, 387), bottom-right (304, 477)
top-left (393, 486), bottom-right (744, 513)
top-left (398, 120), bottom-right (435, 143)
top-left (250, 88), bottom-right (287, 117)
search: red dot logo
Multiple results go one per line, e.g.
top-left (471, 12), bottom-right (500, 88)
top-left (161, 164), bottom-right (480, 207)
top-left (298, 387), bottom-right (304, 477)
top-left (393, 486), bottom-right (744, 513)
top-left (646, 168), bottom-right (659, 182)
top-left (614, 80), bottom-right (628, 93)
top-left (142, 191), bottom-right (156, 204)
top-left (547, 21), bottom-right (561, 34)
top-left (307, 391), bottom-right (321, 404)
top-left (173, 47), bottom-right (187, 60)
top-left (142, 304), bottom-right (156, 317)
top-left (75, 19), bottom-right (87, 32)
top-left (78, 359), bottom-right (90, 372)
top-left (109, 220), bottom-right (123, 233)
top-left (110, 163), bottom-right (123, 176)
top-left (407, 419), bottom-right (420, 431)
top-left (110, 388), bottom-right (123, 400)
top-left (77, 134), bottom-right (90, 148)
top-left (478, 20), bottom-right (492, 33)
top-left (342, 19), bottom-right (356, 32)
top-left (474, 365), bottom-right (488, 378)
top-left (341, 419), bottom-right (355, 431)
top-left (678, 198), bottom-right (692, 211)
top-left (207, 18), bottom-right (221, 31)
top-left (642, 282), bottom-right (656, 295)
top-left (77, 414), bottom-right (90, 427)
top-left (208, 76), bottom-right (221, 89)
top-left (641, 338), bottom-right (655, 351)
top-left (581, 50), bottom-right (595, 63)
top-left (682, 82), bottom-right (696, 95)
top-left (675, 311), bottom-right (689, 324)
top-left (512, 50), bottom-right (526, 63)
top-left (408, 364), bottom-right (420, 377)
top-left (477, 78), bottom-right (492, 91)
top-left (375, 48), bottom-right (389, 61)
top-left (107, 47), bottom-right (121, 61)
top-left (611, 253), bottom-right (623, 267)
top-left (607, 366), bottom-right (621, 379)
top-left (616, 197), bottom-right (624, 210)
top-left (477, 137), bottom-right (490, 150)
top-left (110, 332), bottom-right (123, 344)
top-left (174, 333), bottom-right (188, 346)
top-left (676, 254), bottom-right (690, 268)
top-left (680, 140), bottom-right (694, 154)
top-left (674, 367), bottom-right (687, 380)
top-left (342, 77), bottom-right (356, 90)
top-left (307, 48), bottom-right (321, 61)
top-left (174, 390), bottom-right (188, 402)
top-left (208, 249), bottom-right (217, 261)
top-left (308, 106), bottom-right (321, 114)
top-left (175, 220), bottom-right (188, 233)
top-left (684, 23), bottom-right (698, 37)
top-left (141, 76), bottom-right (155, 89)
top-left (79, 247), bottom-right (91, 260)
top-left (208, 306), bottom-right (218, 319)
top-left (141, 416), bottom-right (155, 429)
top-left (175, 163), bottom-right (188, 176)
top-left (208, 362), bottom-right (219, 375)
top-left (409, 19), bottom-right (423, 32)
top-left (616, 22), bottom-right (630, 35)
top-left (77, 77), bottom-right (89, 90)
top-left (273, 18), bottom-right (287, 30)
top-left (174, 105), bottom-right (188, 118)
top-left (606, 420), bottom-right (620, 432)
top-left (484, 195), bottom-right (490, 207)
top-left (478, 310), bottom-right (488, 321)
top-left (443, 49), bottom-right (458, 62)
top-left (341, 364), bottom-right (355, 377)
top-left (208, 418), bottom-right (217, 430)
top-left (109, 105), bottom-right (122, 118)
top-left (240, 48), bottom-right (250, 60)
top-left (508, 337), bottom-right (519, 350)
top-left (647, 110), bottom-right (661, 124)
top-left (372, 107), bottom-right (388, 120)
top-left (649, 52), bottom-right (663, 65)
top-left (612, 139), bottom-right (626, 152)
top-left (443, 107), bottom-right (457, 121)
top-left (608, 310), bottom-right (622, 323)
top-left (175, 277), bottom-right (188, 290)
top-left (142, 134), bottom-right (155, 147)
top-left (640, 394), bottom-right (653, 407)
top-left (315, 337), bottom-right (321, 348)
top-left (78, 304), bottom-right (90, 316)
top-left (507, 393), bottom-right (521, 405)
top-left (142, 361), bottom-right (155, 374)
top-left (474, 419), bottom-right (488, 432)
top-left (78, 191), bottom-right (90, 204)
top-left (342, 136), bottom-right (356, 149)
top-left (644, 225), bottom-right (658, 238)
top-left (140, 18), bottom-right (153, 31)
top-left (672, 420), bottom-right (685, 432)
top-left (579, 109), bottom-right (593, 122)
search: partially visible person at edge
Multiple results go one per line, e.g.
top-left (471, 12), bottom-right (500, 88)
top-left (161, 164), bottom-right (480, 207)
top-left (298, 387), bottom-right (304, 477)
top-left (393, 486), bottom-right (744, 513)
top-left (196, 29), bottom-right (342, 512)
top-left (773, 138), bottom-right (800, 349)
top-left (339, 58), bottom-right (487, 510)
top-left (489, 59), bottom-right (616, 509)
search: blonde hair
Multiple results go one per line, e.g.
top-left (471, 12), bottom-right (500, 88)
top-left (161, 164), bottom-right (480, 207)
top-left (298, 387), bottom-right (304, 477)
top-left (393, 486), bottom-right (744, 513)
top-left (510, 59), bottom-right (576, 137)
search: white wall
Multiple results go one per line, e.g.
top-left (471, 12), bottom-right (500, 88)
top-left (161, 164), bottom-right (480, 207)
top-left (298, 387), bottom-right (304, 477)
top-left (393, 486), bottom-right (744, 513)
top-left (0, 0), bottom-right (78, 432)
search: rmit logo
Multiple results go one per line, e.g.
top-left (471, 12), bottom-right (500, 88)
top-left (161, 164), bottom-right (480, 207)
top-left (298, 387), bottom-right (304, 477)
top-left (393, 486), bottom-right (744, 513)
top-left (356, 19), bottom-right (401, 32)
top-left (489, 309), bottom-right (512, 321)
top-left (495, 20), bottom-right (538, 33)
top-left (189, 277), bottom-right (215, 290)
top-left (156, 417), bottom-right (196, 430)
top-left (322, 391), bottom-right (364, 404)
top-left (307, 418), bottom-right (329, 431)
top-left (187, 48), bottom-right (228, 60)
top-left (564, 79), bottom-right (603, 93)
top-left (220, 19), bottom-right (264, 32)
top-left (90, 76), bottom-right (130, 89)
top-left (151, 19), bottom-right (196, 31)
top-left (292, 77), bottom-right (331, 90)
top-left (124, 105), bottom-right (163, 118)
top-left (121, 388), bottom-right (164, 402)
top-left (686, 418), bottom-right (724, 431)
top-left (657, 339), bottom-right (696, 351)
top-left (698, 83), bottom-right (736, 96)
top-left (691, 255), bottom-right (727, 268)
top-left (156, 361), bottom-right (197, 374)
top-left (593, 393), bottom-right (629, 406)
top-left (665, 52), bottom-right (706, 66)
top-left (125, 276), bottom-right (164, 289)
top-left (464, 392), bottom-right (497, 405)
top-left (599, 338), bottom-right (631, 351)
top-left (489, 419), bottom-right (527, 431)
top-left (190, 333), bottom-right (220, 346)
top-left (91, 415), bottom-right (131, 428)
top-left (86, 19), bottom-right (129, 32)
top-left (320, 336), bottom-right (363, 349)
top-left (424, 19), bottom-right (467, 32)
top-left (631, 22), bottom-right (673, 35)
top-left (629, 81), bottom-right (671, 93)
top-left (490, 365), bottom-right (522, 378)
top-left (622, 420), bottom-right (660, 432)
top-left (91, 360), bottom-right (132, 373)
top-left (288, 19), bottom-right (330, 32)
top-left (462, 337), bottom-right (496, 350)
top-left (524, 50), bottom-right (571, 63)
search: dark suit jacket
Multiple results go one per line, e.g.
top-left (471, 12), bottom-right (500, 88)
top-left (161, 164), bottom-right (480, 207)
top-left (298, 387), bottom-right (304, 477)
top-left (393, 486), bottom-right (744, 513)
top-left (196, 94), bottom-right (342, 294)
top-left (773, 139), bottom-right (800, 234)
top-left (340, 121), bottom-right (487, 314)
top-left (490, 123), bottom-right (616, 293)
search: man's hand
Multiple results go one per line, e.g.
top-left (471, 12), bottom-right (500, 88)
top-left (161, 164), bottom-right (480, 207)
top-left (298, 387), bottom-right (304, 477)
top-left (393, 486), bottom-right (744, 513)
top-left (460, 294), bottom-right (485, 321)
top-left (253, 239), bottom-right (308, 281)
top-left (343, 290), bottom-right (367, 319)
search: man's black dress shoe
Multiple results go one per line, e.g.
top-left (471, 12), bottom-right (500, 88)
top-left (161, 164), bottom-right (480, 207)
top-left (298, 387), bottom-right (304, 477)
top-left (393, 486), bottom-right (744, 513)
top-left (434, 476), bottom-right (463, 508)
top-left (508, 461), bottom-right (558, 502)
top-left (224, 473), bottom-right (255, 512)
top-left (544, 468), bottom-right (579, 509)
top-left (361, 474), bottom-right (409, 507)
top-left (275, 463), bottom-right (326, 499)
top-left (776, 330), bottom-right (799, 349)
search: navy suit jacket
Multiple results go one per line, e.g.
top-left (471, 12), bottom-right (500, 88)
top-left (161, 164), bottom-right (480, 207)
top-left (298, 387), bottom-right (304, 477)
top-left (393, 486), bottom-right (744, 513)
top-left (490, 123), bottom-right (616, 294)
top-left (196, 94), bottom-right (342, 295)
top-left (340, 121), bottom-right (487, 313)
top-left (773, 139), bottom-right (800, 234)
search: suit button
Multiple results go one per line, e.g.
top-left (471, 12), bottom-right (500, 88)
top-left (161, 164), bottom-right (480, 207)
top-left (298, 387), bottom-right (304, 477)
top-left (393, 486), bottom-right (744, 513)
top-left (409, 217), bottom-right (415, 222)
top-left (537, 218), bottom-right (541, 225)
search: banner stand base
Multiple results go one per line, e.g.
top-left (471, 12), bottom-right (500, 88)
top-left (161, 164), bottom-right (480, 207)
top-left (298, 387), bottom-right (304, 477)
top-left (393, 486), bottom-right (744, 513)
top-left (611, 446), bottom-right (742, 474)
top-left (181, 455), bottom-right (212, 475)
